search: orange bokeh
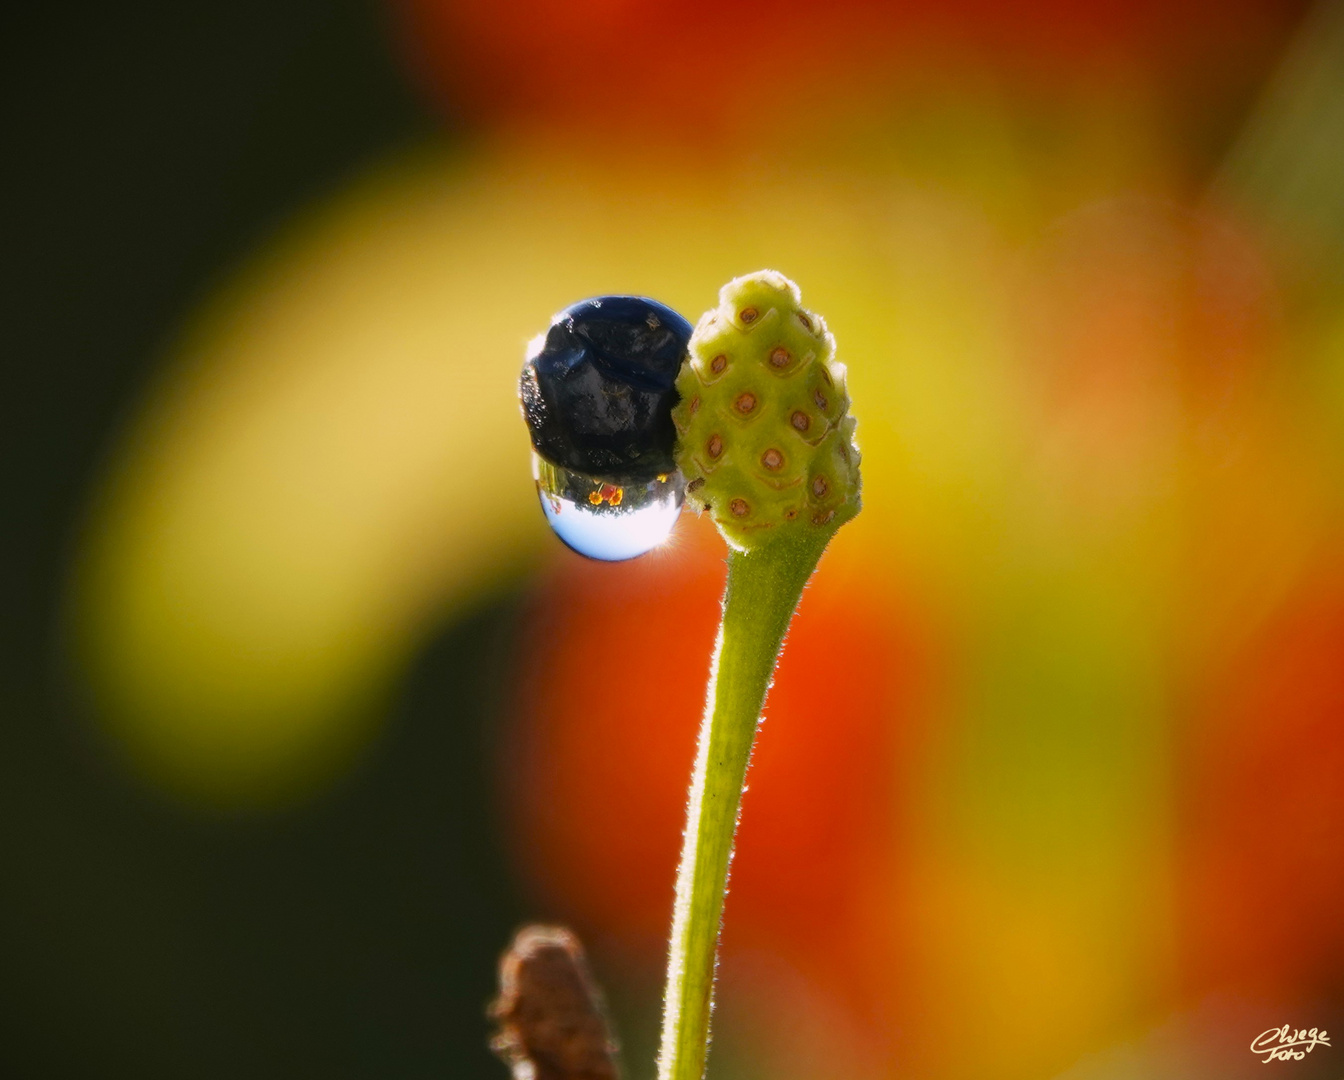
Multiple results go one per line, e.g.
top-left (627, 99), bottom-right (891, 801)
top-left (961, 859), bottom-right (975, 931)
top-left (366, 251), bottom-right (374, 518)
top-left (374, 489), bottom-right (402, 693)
top-left (1181, 550), bottom-right (1344, 998)
top-left (394, 0), bottom-right (1305, 139)
top-left (500, 513), bottom-right (932, 1023)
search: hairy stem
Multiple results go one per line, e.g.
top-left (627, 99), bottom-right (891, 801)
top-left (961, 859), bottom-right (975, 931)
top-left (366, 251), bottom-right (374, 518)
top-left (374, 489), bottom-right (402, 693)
top-left (657, 527), bottom-right (833, 1080)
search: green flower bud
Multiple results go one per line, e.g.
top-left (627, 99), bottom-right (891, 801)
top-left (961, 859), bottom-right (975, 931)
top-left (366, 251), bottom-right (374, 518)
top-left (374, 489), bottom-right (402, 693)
top-left (672, 270), bottom-right (861, 550)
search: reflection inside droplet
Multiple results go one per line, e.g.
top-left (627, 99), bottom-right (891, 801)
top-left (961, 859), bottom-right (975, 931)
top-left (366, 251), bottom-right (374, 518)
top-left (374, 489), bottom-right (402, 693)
top-left (533, 454), bottom-right (684, 561)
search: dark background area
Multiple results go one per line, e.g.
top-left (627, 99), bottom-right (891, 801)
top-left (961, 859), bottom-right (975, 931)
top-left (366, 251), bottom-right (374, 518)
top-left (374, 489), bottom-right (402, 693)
top-left (1, 3), bottom-right (526, 1076)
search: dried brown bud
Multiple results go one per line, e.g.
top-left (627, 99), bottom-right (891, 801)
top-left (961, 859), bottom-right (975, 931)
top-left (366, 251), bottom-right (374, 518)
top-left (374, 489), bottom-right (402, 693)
top-left (489, 925), bottom-right (621, 1080)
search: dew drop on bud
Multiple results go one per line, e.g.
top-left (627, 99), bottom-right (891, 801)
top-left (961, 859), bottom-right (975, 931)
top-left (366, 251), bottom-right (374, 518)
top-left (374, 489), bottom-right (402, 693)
top-left (519, 294), bottom-right (692, 561)
top-left (533, 453), bottom-right (684, 561)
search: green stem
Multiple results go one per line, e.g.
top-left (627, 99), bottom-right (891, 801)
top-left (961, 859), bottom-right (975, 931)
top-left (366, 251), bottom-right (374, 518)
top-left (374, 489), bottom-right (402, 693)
top-left (657, 527), bottom-right (833, 1080)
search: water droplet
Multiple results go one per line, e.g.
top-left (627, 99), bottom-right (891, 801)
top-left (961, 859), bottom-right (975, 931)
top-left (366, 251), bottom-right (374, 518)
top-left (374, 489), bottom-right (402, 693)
top-left (533, 453), bottom-right (684, 561)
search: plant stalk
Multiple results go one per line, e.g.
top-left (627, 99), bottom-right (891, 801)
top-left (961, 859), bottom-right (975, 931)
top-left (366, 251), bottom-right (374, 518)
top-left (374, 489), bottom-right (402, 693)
top-left (657, 527), bottom-right (832, 1080)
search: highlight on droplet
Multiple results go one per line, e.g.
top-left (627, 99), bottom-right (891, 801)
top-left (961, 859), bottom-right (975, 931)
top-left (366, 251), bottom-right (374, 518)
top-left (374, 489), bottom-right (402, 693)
top-left (533, 453), bottom-right (683, 561)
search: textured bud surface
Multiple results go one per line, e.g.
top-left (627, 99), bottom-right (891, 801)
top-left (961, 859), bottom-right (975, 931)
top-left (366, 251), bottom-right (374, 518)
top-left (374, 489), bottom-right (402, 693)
top-left (672, 271), bottom-right (861, 549)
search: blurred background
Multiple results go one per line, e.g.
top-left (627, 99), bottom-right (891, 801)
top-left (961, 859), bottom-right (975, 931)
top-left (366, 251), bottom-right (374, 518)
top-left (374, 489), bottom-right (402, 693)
top-left (5, 0), bottom-right (1344, 1076)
